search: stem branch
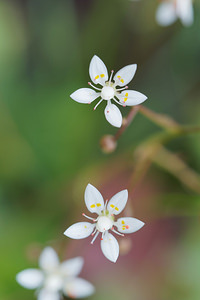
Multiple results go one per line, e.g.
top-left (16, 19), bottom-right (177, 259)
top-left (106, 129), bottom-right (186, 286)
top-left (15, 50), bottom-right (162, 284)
top-left (114, 106), bottom-right (139, 141)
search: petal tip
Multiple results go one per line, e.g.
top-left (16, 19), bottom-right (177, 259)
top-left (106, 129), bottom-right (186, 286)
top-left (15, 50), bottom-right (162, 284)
top-left (144, 95), bottom-right (148, 101)
top-left (130, 63), bottom-right (137, 73)
top-left (15, 273), bottom-right (20, 283)
top-left (133, 63), bottom-right (137, 69)
top-left (85, 183), bottom-right (96, 195)
top-left (70, 92), bottom-right (75, 99)
top-left (111, 256), bottom-right (118, 263)
top-left (110, 252), bottom-right (119, 263)
top-left (63, 228), bottom-right (69, 236)
top-left (87, 183), bottom-right (93, 188)
top-left (120, 189), bottom-right (128, 198)
top-left (91, 54), bottom-right (100, 63)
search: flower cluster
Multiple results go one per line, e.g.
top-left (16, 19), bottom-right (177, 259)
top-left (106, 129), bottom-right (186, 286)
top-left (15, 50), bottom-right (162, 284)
top-left (156, 0), bottom-right (194, 27)
top-left (64, 184), bottom-right (144, 263)
top-left (70, 55), bottom-right (147, 128)
top-left (16, 247), bottom-right (95, 299)
top-left (16, 0), bottom-right (196, 297)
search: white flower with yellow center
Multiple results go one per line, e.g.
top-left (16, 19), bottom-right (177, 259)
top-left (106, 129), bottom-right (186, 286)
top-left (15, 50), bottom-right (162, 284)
top-left (64, 184), bottom-right (145, 263)
top-left (70, 55), bottom-right (147, 128)
top-left (156, 0), bottom-right (194, 27)
top-left (16, 247), bottom-right (95, 299)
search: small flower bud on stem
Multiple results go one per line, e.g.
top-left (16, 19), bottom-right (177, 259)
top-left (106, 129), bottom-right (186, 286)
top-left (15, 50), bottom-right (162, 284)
top-left (100, 135), bottom-right (117, 153)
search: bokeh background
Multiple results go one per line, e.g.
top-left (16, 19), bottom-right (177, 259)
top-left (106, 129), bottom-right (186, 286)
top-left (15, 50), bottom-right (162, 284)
top-left (1, 0), bottom-right (200, 299)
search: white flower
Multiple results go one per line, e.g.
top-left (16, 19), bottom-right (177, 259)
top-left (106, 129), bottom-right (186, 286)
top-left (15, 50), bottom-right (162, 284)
top-left (70, 55), bottom-right (147, 128)
top-left (16, 247), bottom-right (95, 299)
top-left (156, 0), bottom-right (194, 27)
top-left (64, 184), bottom-right (145, 263)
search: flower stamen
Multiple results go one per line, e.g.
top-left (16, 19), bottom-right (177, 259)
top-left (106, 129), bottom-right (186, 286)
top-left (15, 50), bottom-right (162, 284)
top-left (111, 227), bottom-right (124, 237)
top-left (104, 199), bottom-right (108, 213)
top-left (101, 232), bottom-right (105, 240)
top-left (116, 86), bottom-right (128, 91)
top-left (113, 97), bottom-right (126, 107)
top-left (82, 213), bottom-right (96, 222)
top-left (91, 228), bottom-right (97, 236)
top-left (91, 231), bottom-right (99, 244)
top-left (93, 98), bottom-right (103, 110)
top-left (109, 70), bottom-right (114, 84)
top-left (88, 82), bottom-right (101, 91)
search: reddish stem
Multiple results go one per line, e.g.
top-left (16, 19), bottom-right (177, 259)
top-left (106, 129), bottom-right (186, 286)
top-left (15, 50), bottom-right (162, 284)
top-left (114, 106), bottom-right (139, 141)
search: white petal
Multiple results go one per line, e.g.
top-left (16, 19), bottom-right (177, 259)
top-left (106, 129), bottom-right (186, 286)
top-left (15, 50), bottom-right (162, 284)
top-left (101, 232), bottom-right (119, 263)
top-left (38, 289), bottom-right (60, 300)
top-left (60, 257), bottom-right (84, 277)
top-left (176, 0), bottom-right (193, 26)
top-left (84, 183), bottom-right (104, 214)
top-left (64, 222), bottom-right (95, 239)
top-left (156, 2), bottom-right (177, 26)
top-left (114, 64), bottom-right (137, 87)
top-left (70, 88), bottom-right (100, 104)
top-left (104, 103), bottom-right (122, 128)
top-left (89, 55), bottom-right (108, 85)
top-left (117, 90), bottom-right (147, 106)
top-left (63, 278), bottom-right (95, 298)
top-left (16, 268), bottom-right (44, 289)
top-left (107, 189), bottom-right (128, 215)
top-left (115, 217), bottom-right (145, 234)
top-left (39, 247), bottom-right (59, 272)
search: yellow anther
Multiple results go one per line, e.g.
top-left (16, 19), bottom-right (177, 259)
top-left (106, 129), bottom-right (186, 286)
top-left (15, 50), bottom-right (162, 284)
top-left (121, 79), bottom-right (124, 83)
top-left (100, 74), bottom-right (105, 78)
top-left (124, 98), bottom-right (128, 102)
top-left (117, 76), bottom-right (121, 79)
top-left (115, 207), bottom-right (119, 211)
top-left (90, 204), bottom-right (95, 208)
top-left (97, 203), bottom-right (101, 207)
top-left (95, 75), bottom-right (99, 80)
top-left (110, 204), bottom-right (115, 208)
top-left (125, 93), bottom-right (128, 97)
top-left (121, 220), bottom-right (125, 224)
top-left (84, 225), bottom-right (87, 229)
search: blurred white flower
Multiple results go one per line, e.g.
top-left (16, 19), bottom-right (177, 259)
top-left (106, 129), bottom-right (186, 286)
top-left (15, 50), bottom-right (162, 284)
top-left (70, 55), bottom-right (147, 128)
top-left (16, 247), bottom-right (95, 299)
top-left (64, 184), bottom-right (145, 263)
top-left (156, 0), bottom-right (194, 27)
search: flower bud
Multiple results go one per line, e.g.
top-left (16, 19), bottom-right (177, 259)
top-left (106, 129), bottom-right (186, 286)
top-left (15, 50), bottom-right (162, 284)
top-left (100, 135), bottom-right (117, 153)
top-left (119, 238), bottom-right (132, 255)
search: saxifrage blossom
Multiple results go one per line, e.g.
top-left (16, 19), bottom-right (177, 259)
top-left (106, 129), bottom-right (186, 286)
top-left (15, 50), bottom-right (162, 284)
top-left (70, 55), bottom-right (147, 128)
top-left (16, 247), bottom-right (95, 299)
top-left (156, 0), bottom-right (194, 27)
top-left (64, 184), bottom-right (145, 263)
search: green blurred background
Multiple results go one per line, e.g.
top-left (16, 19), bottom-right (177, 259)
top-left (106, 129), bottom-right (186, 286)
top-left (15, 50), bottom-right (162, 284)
top-left (0, 0), bottom-right (200, 299)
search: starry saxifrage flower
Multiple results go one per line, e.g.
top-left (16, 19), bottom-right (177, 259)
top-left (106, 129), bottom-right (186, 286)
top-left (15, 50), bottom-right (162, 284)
top-left (156, 0), bottom-right (194, 27)
top-left (70, 55), bottom-right (147, 128)
top-left (64, 184), bottom-right (145, 263)
top-left (16, 247), bottom-right (95, 299)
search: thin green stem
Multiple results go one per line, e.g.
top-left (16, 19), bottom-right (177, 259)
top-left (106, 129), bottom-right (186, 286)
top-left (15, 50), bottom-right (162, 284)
top-left (127, 125), bottom-right (200, 193)
top-left (138, 105), bottom-right (181, 131)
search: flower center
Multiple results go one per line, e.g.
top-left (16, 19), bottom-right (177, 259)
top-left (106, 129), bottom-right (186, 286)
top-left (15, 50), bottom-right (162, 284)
top-left (45, 274), bottom-right (63, 291)
top-left (101, 86), bottom-right (115, 100)
top-left (96, 216), bottom-right (113, 232)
